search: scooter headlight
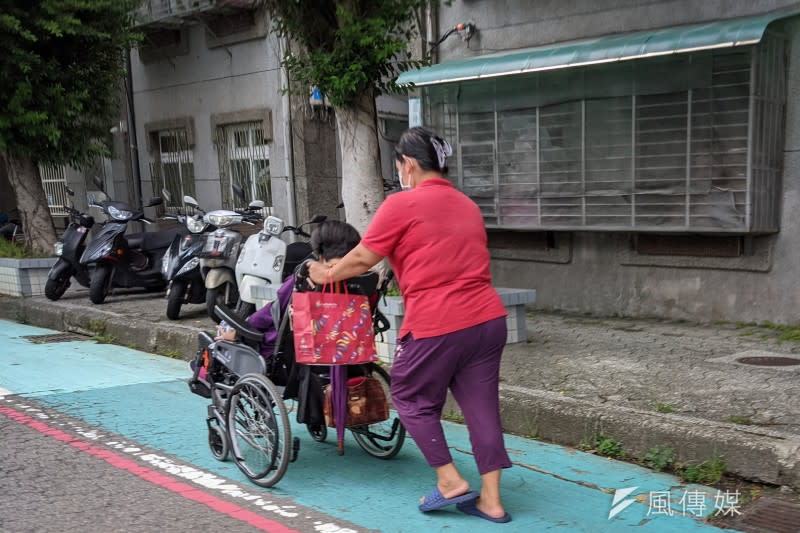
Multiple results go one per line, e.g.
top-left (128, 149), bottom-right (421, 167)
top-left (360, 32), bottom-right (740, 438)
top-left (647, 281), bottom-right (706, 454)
top-left (54, 242), bottom-right (64, 256)
top-left (186, 216), bottom-right (207, 233)
top-left (204, 212), bottom-right (242, 228)
top-left (108, 205), bottom-right (133, 221)
top-left (264, 216), bottom-right (284, 236)
top-left (177, 257), bottom-right (200, 277)
top-left (161, 251), bottom-right (170, 275)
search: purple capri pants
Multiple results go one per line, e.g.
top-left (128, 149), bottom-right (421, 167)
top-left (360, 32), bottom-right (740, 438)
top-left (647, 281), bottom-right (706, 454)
top-left (390, 316), bottom-right (512, 475)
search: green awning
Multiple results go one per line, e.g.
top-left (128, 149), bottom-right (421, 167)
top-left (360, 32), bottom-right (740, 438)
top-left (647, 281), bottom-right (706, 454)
top-left (397, 10), bottom-right (799, 86)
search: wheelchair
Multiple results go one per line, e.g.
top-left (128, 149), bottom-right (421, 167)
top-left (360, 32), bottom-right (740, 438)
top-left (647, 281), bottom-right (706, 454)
top-left (188, 270), bottom-right (406, 488)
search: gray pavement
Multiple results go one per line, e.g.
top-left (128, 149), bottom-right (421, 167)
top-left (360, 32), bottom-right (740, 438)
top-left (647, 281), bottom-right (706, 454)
top-left (2, 285), bottom-right (800, 490)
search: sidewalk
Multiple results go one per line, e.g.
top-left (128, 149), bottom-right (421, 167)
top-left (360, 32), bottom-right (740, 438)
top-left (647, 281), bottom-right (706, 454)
top-left (2, 285), bottom-right (799, 492)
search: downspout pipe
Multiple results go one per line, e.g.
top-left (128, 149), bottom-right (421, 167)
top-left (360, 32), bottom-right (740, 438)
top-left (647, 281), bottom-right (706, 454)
top-left (279, 36), bottom-right (297, 228)
top-left (125, 48), bottom-right (144, 231)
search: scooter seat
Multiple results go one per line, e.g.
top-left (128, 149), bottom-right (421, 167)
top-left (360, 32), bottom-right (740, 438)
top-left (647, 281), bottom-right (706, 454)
top-left (127, 228), bottom-right (185, 252)
top-left (126, 233), bottom-right (144, 249)
top-left (143, 228), bottom-right (182, 250)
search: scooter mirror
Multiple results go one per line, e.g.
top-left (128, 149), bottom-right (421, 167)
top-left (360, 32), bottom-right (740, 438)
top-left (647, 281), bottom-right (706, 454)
top-left (161, 188), bottom-right (172, 203)
top-left (310, 214), bottom-right (327, 224)
top-left (65, 186), bottom-right (75, 197)
top-left (93, 176), bottom-right (104, 191)
top-left (183, 195), bottom-right (199, 208)
top-left (232, 183), bottom-right (246, 201)
top-left (145, 196), bottom-right (164, 207)
top-left (248, 200), bottom-right (265, 210)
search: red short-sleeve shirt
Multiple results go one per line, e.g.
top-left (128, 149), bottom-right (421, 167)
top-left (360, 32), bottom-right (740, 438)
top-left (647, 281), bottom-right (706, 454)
top-left (361, 178), bottom-right (506, 339)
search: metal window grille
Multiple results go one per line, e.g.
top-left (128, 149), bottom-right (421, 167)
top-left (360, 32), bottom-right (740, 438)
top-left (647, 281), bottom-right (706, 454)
top-left (424, 36), bottom-right (785, 233)
top-left (39, 164), bottom-right (69, 217)
top-left (150, 128), bottom-right (195, 213)
top-left (215, 122), bottom-right (271, 211)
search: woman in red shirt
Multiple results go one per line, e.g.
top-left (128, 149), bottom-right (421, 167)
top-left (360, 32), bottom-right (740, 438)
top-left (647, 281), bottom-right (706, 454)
top-left (308, 127), bottom-right (512, 524)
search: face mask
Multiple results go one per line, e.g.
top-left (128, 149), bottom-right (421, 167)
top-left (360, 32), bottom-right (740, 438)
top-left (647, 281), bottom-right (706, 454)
top-left (398, 168), bottom-right (411, 190)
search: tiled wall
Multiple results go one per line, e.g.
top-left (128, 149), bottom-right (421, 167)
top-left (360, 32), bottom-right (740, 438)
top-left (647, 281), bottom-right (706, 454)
top-left (375, 288), bottom-right (537, 364)
top-left (0, 259), bottom-right (56, 297)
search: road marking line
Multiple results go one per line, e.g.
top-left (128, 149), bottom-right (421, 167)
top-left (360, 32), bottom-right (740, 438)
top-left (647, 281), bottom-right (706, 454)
top-left (0, 387), bottom-right (12, 397)
top-left (0, 406), bottom-right (301, 533)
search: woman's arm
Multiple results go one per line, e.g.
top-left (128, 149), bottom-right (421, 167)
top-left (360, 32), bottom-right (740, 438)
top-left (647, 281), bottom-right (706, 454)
top-left (307, 243), bottom-right (384, 285)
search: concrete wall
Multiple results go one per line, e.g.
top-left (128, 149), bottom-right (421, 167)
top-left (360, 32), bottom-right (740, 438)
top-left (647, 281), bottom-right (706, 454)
top-left (130, 19), bottom-right (297, 222)
top-left (432, 0), bottom-right (800, 323)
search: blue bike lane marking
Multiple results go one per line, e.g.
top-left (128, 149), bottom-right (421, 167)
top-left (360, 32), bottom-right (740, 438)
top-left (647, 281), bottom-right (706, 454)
top-left (1, 320), bottom-right (737, 532)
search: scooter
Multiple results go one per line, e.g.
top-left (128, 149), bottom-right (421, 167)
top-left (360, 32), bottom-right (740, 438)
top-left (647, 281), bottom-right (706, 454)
top-left (45, 187), bottom-right (95, 301)
top-left (199, 201), bottom-right (264, 322)
top-left (79, 179), bottom-right (177, 304)
top-left (161, 193), bottom-right (216, 320)
top-left (234, 214), bottom-right (326, 318)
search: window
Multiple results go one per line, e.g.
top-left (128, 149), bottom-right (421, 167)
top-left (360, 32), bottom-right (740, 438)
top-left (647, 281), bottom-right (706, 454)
top-left (39, 165), bottom-right (69, 217)
top-left (150, 128), bottom-right (195, 212)
top-left (424, 34), bottom-right (785, 233)
top-left (216, 122), bottom-right (271, 210)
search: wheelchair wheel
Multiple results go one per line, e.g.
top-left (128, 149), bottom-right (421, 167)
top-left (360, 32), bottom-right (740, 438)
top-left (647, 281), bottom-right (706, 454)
top-left (307, 423), bottom-right (327, 442)
top-left (350, 363), bottom-right (406, 459)
top-left (227, 373), bottom-right (291, 487)
top-left (208, 425), bottom-right (229, 461)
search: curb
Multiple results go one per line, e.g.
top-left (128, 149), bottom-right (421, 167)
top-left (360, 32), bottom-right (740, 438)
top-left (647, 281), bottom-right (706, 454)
top-left (0, 296), bottom-right (201, 359)
top-left (4, 295), bottom-right (800, 490)
top-left (489, 385), bottom-right (800, 489)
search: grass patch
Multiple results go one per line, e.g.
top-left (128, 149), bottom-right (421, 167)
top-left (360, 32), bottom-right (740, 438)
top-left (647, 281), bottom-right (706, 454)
top-left (679, 455), bottom-right (726, 485)
top-left (0, 239), bottom-right (50, 259)
top-left (725, 415), bottom-right (753, 425)
top-left (442, 411), bottom-right (465, 424)
top-left (158, 348), bottom-right (183, 359)
top-left (15, 309), bottom-right (29, 324)
top-left (656, 402), bottom-right (674, 413)
top-left (92, 334), bottom-right (117, 344)
top-left (87, 319), bottom-right (107, 336)
top-left (595, 437), bottom-right (627, 459)
top-left (643, 446), bottom-right (676, 472)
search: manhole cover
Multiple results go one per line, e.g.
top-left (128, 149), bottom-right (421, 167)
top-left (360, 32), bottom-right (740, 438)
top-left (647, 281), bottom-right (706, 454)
top-left (21, 333), bottom-right (87, 344)
top-left (735, 356), bottom-right (800, 367)
top-left (735, 498), bottom-right (800, 533)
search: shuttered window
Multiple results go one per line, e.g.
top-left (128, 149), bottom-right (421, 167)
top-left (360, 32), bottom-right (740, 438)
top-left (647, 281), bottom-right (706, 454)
top-left (424, 35), bottom-right (785, 233)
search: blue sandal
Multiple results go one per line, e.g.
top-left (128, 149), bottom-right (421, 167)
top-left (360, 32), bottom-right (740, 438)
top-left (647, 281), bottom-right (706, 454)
top-left (418, 487), bottom-right (479, 512)
top-left (457, 499), bottom-right (512, 523)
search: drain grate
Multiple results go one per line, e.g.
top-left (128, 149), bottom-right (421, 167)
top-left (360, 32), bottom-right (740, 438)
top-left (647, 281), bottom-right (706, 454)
top-left (736, 498), bottom-right (800, 533)
top-left (21, 333), bottom-right (88, 344)
top-left (736, 356), bottom-right (800, 367)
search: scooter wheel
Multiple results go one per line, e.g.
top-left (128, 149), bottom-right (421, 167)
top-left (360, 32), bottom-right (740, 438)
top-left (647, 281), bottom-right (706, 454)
top-left (234, 300), bottom-right (256, 320)
top-left (89, 264), bottom-right (112, 304)
top-left (45, 274), bottom-right (70, 301)
top-left (166, 280), bottom-right (187, 320)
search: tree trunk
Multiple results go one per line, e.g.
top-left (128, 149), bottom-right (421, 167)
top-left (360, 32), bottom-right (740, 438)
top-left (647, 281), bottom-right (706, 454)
top-left (0, 150), bottom-right (57, 255)
top-left (334, 91), bottom-right (385, 234)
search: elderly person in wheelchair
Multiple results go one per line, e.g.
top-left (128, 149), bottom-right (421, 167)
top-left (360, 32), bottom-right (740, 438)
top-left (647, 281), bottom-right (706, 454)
top-left (188, 220), bottom-right (404, 488)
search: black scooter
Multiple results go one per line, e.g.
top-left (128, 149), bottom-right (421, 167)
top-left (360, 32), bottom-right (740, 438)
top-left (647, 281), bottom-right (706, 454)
top-left (45, 186), bottom-right (95, 301)
top-left (79, 180), bottom-right (179, 304)
top-left (161, 192), bottom-right (215, 319)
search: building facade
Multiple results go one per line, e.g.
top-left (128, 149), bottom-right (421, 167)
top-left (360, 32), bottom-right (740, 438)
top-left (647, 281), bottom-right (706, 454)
top-left (130, 0), bottom-right (407, 227)
top-left (401, 0), bottom-right (800, 323)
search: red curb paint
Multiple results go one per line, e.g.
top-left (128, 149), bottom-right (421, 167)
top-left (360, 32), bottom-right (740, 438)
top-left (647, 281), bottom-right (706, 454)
top-left (0, 406), bottom-right (301, 533)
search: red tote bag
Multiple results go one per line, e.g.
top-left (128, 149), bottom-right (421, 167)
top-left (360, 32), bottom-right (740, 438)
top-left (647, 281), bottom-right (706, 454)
top-left (291, 283), bottom-right (378, 366)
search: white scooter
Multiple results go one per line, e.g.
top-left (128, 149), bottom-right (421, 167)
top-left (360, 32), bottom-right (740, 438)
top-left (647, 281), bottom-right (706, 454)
top-left (198, 201), bottom-right (264, 322)
top-left (234, 214), bottom-right (326, 318)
